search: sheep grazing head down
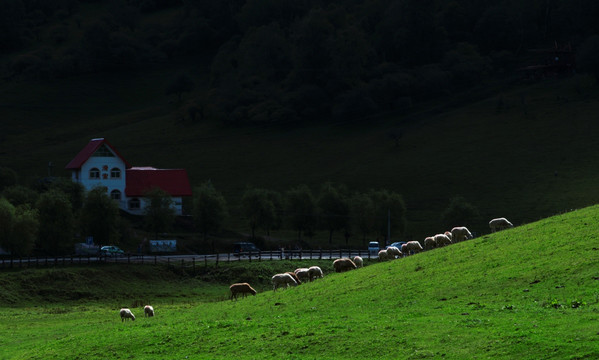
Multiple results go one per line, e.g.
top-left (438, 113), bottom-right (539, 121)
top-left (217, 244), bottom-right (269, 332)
top-left (144, 305), bottom-right (154, 317)
top-left (120, 308), bottom-right (135, 322)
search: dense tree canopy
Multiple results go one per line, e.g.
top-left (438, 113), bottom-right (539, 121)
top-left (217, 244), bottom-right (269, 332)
top-left (1, 0), bottom-right (593, 126)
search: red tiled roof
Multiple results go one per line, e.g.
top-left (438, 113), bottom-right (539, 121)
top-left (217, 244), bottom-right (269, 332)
top-left (65, 138), bottom-right (131, 169)
top-left (125, 167), bottom-right (192, 197)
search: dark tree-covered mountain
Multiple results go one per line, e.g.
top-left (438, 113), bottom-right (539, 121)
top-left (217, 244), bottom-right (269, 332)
top-left (1, 0), bottom-right (596, 126)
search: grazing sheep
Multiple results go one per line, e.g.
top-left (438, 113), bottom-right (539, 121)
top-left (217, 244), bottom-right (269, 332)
top-left (400, 243), bottom-right (408, 255)
top-left (294, 268), bottom-right (311, 283)
top-left (423, 236), bottom-right (436, 250)
top-left (444, 231), bottom-right (453, 242)
top-left (230, 283), bottom-right (257, 300)
top-left (353, 256), bottom-right (363, 268)
top-left (489, 217), bottom-right (513, 232)
top-left (144, 305), bottom-right (154, 317)
top-left (333, 258), bottom-right (357, 272)
top-left (434, 234), bottom-right (452, 247)
top-left (272, 273), bottom-right (298, 291)
top-left (120, 308), bottom-right (135, 322)
top-left (404, 241), bottom-right (424, 255)
top-left (308, 266), bottom-right (323, 281)
top-left (378, 249), bottom-right (389, 261)
top-left (451, 226), bottom-right (473, 243)
top-left (386, 246), bottom-right (402, 259)
top-left (286, 271), bottom-right (302, 284)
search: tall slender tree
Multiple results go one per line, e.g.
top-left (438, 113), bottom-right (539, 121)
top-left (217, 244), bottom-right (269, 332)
top-left (36, 189), bottom-right (74, 255)
top-left (193, 181), bottom-right (228, 252)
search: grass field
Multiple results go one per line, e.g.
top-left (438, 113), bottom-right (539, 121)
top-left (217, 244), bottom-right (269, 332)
top-left (1, 205), bottom-right (598, 359)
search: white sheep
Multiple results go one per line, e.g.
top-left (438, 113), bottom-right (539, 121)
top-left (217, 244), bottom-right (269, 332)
top-left (451, 226), bottom-right (473, 243)
top-left (120, 308), bottom-right (135, 322)
top-left (229, 283), bottom-right (257, 300)
top-left (308, 266), bottom-right (323, 281)
top-left (333, 258), bottom-right (357, 272)
top-left (286, 271), bottom-right (302, 284)
top-left (423, 236), bottom-right (436, 250)
top-left (444, 231), bottom-right (453, 242)
top-left (144, 305), bottom-right (154, 317)
top-left (404, 240), bottom-right (424, 255)
top-left (378, 249), bottom-right (389, 261)
top-left (434, 234), bottom-right (452, 247)
top-left (294, 268), bottom-right (311, 283)
top-left (489, 217), bottom-right (513, 232)
top-left (272, 273), bottom-right (298, 291)
top-left (400, 243), bottom-right (408, 255)
top-left (386, 246), bottom-right (402, 259)
top-left (353, 256), bottom-right (363, 268)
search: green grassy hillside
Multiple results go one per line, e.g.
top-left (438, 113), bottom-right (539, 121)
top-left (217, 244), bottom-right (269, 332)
top-left (2, 205), bottom-right (599, 359)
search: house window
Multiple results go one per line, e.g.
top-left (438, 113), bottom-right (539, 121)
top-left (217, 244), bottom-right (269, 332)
top-left (91, 144), bottom-right (115, 157)
top-left (129, 198), bottom-right (140, 210)
top-left (111, 168), bottom-right (121, 179)
top-left (110, 190), bottom-right (121, 200)
top-left (89, 168), bottom-right (100, 179)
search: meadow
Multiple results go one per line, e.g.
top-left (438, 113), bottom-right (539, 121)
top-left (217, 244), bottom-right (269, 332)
top-left (2, 205), bottom-right (599, 359)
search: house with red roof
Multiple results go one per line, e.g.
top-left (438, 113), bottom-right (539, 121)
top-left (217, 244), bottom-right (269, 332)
top-left (65, 138), bottom-right (192, 215)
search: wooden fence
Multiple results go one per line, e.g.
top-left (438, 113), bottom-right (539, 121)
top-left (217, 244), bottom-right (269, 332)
top-left (0, 249), bottom-right (376, 270)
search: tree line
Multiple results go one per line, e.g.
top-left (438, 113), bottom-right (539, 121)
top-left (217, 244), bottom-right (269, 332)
top-left (0, 167), bottom-right (412, 256)
top-left (3, 0), bottom-right (599, 126)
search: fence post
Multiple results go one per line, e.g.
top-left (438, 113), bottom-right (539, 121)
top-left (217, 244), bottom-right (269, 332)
top-left (154, 256), bottom-right (157, 265)
top-left (228, 252), bottom-right (230, 262)
top-left (259, 251), bottom-right (261, 262)
top-left (192, 258), bottom-right (195, 273)
top-left (216, 253), bottom-right (219, 267)
top-left (181, 259), bottom-right (184, 269)
top-left (127, 255), bottom-right (130, 265)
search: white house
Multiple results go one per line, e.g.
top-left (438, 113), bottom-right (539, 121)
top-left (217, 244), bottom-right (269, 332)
top-left (65, 138), bottom-right (192, 215)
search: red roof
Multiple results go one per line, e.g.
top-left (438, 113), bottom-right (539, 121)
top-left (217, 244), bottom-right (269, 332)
top-left (65, 138), bottom-right (131, 169)
top-left (125, 167), bottom-right (192, 197)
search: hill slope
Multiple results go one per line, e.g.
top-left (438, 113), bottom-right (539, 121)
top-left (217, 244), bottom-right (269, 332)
top-left (2, 205), bottom-right (599, 359)
top-left (2, 73), bottom-right (599, 240)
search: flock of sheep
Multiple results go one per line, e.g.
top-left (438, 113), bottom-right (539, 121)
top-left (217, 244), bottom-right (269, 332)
top-left (228, 257), bottom-right (366, 300)
top-left (380, 217), bottom-right (513, 260)
top-left (119, 305), bottom-right (154, 321)
top-left (227, 217), bottom-right (513, 301)
top-left (120, 217), bottom-right (514, 315)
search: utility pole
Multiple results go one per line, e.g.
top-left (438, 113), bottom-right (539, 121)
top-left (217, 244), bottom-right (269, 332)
top-left (387, 208), bottom-right (391, 245)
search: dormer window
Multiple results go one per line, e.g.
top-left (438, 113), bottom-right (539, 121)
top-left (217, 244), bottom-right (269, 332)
top-left (91, 144), bottom-right (115, 157)
top-left (111, 168), bottom-right (121, 179)
top-left (90, 168), bottom-right (100, 179)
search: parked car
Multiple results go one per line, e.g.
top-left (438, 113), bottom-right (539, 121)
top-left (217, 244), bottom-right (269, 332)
top-left (100, 245), bottom-right (125, 257)
top-left (233, 242), bottom-right (260, 256)
top-left (387, 241), bottom-right (406, 250)
top-left (368, 241), bottom-right (380, 256)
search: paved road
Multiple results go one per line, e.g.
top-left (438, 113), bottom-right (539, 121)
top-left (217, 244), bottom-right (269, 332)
top-left (0, 250), bottom-right (378, 268)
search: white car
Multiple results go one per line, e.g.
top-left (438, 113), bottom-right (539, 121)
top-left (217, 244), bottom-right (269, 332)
top-left (368, 241), bottom-right (380, 256)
